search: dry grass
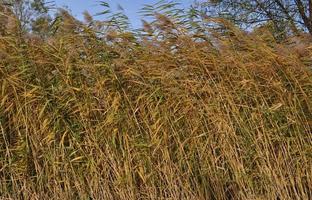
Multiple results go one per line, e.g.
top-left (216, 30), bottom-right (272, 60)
top-left (0, 9), bottom-right (312, 200)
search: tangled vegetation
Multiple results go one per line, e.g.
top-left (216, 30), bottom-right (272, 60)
top-left (0, 1), bottom-right (312, 199)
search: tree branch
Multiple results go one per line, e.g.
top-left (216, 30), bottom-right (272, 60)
top-left (295, 0), bottom-right (312, 34)
top-left (273, 0), bottom-right (299, 35)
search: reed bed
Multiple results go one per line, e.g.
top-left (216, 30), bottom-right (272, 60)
top-left (0, 7), bottom-right (312, 200)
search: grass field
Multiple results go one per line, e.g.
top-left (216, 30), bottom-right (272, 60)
top-left (0, 6), bottom-right (312, 200)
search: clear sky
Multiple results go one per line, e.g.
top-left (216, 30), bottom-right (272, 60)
top-left (53, 0), bottom-right (194, 28)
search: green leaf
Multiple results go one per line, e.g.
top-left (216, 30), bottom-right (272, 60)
top-left (98, 1), bottom-right (110, 8)
top-left (95, 9), bottom-right (111, 16)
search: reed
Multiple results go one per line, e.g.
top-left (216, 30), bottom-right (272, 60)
top-left (0, 2), bottom-right (311, 199)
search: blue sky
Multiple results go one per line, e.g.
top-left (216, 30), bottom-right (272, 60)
top-left (54, 0), bottom-right (194, 28)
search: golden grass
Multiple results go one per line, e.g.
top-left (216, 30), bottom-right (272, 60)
top-left (0, 15), bottom-right (311, 200)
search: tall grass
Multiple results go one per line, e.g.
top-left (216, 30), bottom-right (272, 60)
top-left (0, 3), bottom-right (312, 200)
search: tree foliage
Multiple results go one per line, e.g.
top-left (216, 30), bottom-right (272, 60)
top-left (0, 0), bottom-right (53, 34)
top-left (200, 0), bottom-right (312, 39)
